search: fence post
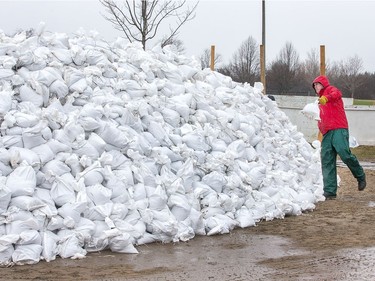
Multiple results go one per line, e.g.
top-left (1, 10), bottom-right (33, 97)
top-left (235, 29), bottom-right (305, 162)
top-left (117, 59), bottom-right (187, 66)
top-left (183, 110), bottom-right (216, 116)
top-left (320, 45), bottom-right (325, 76)
top-left (317, 45), bottom-right (326, 142)
top-left (210, 45), bottom-right (215, 71)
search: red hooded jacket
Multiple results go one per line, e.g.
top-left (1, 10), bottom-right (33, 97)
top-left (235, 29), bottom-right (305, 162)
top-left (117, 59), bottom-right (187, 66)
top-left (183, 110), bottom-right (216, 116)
top-left (312, 75), bottom-right (348, 135)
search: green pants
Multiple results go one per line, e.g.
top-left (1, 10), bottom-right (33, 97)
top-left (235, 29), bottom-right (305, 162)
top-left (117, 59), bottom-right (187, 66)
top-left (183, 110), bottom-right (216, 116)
top-left (321, 128), bottom-right (365, 195)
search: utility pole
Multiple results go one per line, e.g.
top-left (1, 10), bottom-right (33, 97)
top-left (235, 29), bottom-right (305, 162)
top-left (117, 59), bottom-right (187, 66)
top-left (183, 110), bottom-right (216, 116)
top-left (260, 0), bottom-right (266, 94)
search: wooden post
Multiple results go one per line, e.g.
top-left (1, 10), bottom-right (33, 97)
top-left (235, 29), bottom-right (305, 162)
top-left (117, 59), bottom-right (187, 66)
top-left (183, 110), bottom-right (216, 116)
top-left (260, 44), bottom-right (266, 94)
top-left (210, 45), bottom-right (215, 71)
top-left (317, 44), bottom-right (326, 142)
top-left (320, 45), bottom-right (325, 76)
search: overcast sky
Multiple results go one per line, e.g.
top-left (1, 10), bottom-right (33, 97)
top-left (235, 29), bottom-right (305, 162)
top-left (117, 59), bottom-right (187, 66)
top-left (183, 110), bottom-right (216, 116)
top-left (1, 0), bottom-right (374, 72)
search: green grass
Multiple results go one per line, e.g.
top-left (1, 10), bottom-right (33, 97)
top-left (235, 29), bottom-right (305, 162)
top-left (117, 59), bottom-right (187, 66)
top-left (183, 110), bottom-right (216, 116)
top-left (353, 99), bottom-right (375, 106)
top-left (351, 146), bottom-right (375, 161)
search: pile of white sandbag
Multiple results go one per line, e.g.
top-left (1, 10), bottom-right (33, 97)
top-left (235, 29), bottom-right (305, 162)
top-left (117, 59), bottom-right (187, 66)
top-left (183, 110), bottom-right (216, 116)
top-left (0, 25), bottom-right (323, 266)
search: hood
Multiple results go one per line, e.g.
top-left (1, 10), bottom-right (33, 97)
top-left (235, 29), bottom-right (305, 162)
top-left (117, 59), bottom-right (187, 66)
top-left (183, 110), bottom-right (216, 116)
top-left (312, 75), bottom-right (330, 89)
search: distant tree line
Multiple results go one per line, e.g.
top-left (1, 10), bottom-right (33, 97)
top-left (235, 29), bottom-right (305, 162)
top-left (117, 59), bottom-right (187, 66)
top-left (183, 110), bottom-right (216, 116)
top-left (200, 36), bottom-right (375, 101)
top-left (98, 2), bottom-right (373, 100)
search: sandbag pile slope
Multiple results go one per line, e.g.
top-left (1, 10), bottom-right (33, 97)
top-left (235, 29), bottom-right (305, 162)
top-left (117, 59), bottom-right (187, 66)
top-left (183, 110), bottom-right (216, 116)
top-left (0, 28), bottom-right (323, 265)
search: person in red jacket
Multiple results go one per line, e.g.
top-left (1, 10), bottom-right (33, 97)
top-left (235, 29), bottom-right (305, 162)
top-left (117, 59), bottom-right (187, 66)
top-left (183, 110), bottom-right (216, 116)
top-left (312, 75), bottom-right (366, 200)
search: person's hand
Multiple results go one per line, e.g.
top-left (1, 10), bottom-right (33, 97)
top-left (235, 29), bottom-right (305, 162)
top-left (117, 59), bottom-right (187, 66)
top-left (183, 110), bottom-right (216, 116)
top-left (318, 96), bottom-right (328, 105)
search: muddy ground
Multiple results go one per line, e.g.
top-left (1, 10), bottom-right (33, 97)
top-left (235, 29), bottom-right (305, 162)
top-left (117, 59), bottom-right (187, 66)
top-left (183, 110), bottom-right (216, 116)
top-left (2, 166), bottom-right (375, 281)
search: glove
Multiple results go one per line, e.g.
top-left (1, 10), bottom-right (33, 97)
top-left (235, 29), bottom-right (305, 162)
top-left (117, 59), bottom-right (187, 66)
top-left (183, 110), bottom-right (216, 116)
top-left (318, 96), bottom-right (328, 105)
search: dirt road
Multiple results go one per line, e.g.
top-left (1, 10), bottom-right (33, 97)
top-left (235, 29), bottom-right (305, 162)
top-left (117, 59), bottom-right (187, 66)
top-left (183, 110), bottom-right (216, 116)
top-left (2, 167), bottom-right (375, 281)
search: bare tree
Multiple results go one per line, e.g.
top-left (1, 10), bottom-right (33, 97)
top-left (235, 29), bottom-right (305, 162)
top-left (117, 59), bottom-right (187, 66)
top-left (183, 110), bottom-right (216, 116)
top-left (338, 55), bottom-right (365, 98)
top-left (100, 0), bottom-right (198, 50)
top-left (304, 48), bottom-right (319, 80)
top-left (199, 48), bottom-right (222, 69)
top-left (267, 42), bottom-right (301, 94)
top-left (226, 36), bottom-right (260, 84)
top-left (160, 36), bottom-right (186, 53)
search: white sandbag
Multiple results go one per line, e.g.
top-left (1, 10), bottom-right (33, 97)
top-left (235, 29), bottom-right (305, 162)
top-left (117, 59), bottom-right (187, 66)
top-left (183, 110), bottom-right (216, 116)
top-left (187, 207), bottom-right (206, 235)
top-left (34, 188), bottom-right (58, 215)
top-left (86, 49), bottom-right (110, 66)
top-left (182, 133), bottom-right (211, 151)
top-left (13, 111), bottom-right (40, 128)
top-left (5, 164), bottom-right (36, 197)
top-left (226, 139), bottom-right (246, 159)
top-left (2, 135), bottom-right (23, 148)
top-left (51, 48), bottom-right (72, 64)
top-left (175, 158), bottom-right (195, 192)
top-left (32, 67), bottom-right (60, 86)
top-left (0, 182), bottom-right (11, 213)
top-left (46, 139), bottom-right (72, 154)
top-left (83, 65), bottom-right (102, 77)
top-left (41, 159), bottom-right (71, 177)
top-left (235, 207), bottom-right (257, 228)
top-left (19, 85), bottom-right (43, 107)
top-left (0, 148), bottom-right (11, 164)
top-left (11, 74), bottom-right (25, 86)
top-left (6, 218), bottom-right (40, 235)
top-left (10, 196), bottom-right (45, 211)
top-left (12, 244), bottom-right (43, 265)
top-left (179, 64), bottom-right (199, 80)
top-left (9, 147), bottom-right (40, 168)
top-left (17, 230), bottom-right (42, 245)
top-left (202, 171), bottom-right (227, 193)
top-left (74, 218), bottom-right (96, 241)
top-left (174, 221), bottom-right (195, 242)
top-left (301, 101), bottom-right (320, 121)
top-left (57, 230), bottom-right (87, 259)
top-left (0, 55), bottom-right (17, 69)
top-left (0, 69), bottom-right (14, 79)
top-left (64, 154), bottom-right (82, 177)
top-left (0, 91), bottom-right (12, 115)
top-left (102, 176), bottom-right (127, 202)
top-left (114, 219), bottom-right (145, 242)
top-left (58, 202), bottom-right (86, 225)
top-left (168, 193), bottom-right (192, 221)
top-left (132, 161), bottom-right (156, 187)
top-left (50, 175), bottom-right (76, 207)
top-left (136, 233), bottom-right (156, 245)
top-left (73, 140), bottom-right (100, 159)
top-left (97, 123), bottom-right (130, 149)
top-left (70, 78), bottom-right (88, 93)
top-left (46, 215), bottom-right (65, 231)
top-left (86, 184), bottom-right (112, 206)
top-left (85, 202), bottom-right (113, 221)
top-left (4, 209), bottom-right (34, 224)
top-left (64, 67), bottom-right (84, 87)
top-left (206, 214), bottom-right (238, 236)
top-left (0, 161), bottom-right (13, 177)
top-left (0, 223), bottom-right (6, 237)
top-left (0, 234), bottom-right (19, 252)
top-left (42, 107), bottom-right (67, 130)
top-left (161, 64), bottom-right (182, 83)
top-left (349, 135), bottom-right (359, 148)
top-left (41, 230), bottom-right (60, 262)
top-left (109, 233), bottom-right (138, 254)
top-left (85, 235), bottom-right (109, 253)
top-left (78, 116), bottom-right (101, 131)
top-left (0, 244), bottom-right (14, 266)
top-left (248, 165), bottom-right (267, 189)
top-left (49, 79), bottom-right (69, 98)
top-left (31, 143), bottom-right (55, 164)
top-left (78, 165), bottom-right (104, 186)
top-left (22, 131), bottom-right (46, 149)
